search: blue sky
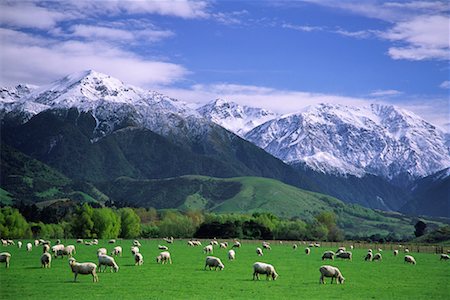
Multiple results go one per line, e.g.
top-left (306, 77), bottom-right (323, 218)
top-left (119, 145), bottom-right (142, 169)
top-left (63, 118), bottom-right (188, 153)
top-left (0, 0), bottom-right (449, 129)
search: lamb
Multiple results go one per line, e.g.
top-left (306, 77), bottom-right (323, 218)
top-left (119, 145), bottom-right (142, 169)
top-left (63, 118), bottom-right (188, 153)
top-left (322, 251), bottom-right (335, 260)
top-left (404, 255), bottom-right (416, 264)
top-left (365, 252), bottom-right (373, 261)
top-left (41, 252), bottom-right (52, 268)
top-left (220, 242), bottom-right (228, 249)
top-left (158, 245), bottom-right (169, 250)
top-left (0, 252), bottom-right (11, 268)
top-left (17, 241), bottom-right (22, 249)
top-left (336, 251), bottom-right (352, 261)
top-left (373, 253), bottom-right (382, 261)
top-left (156, 251), bottom-right (172, 264)
top-left (68, 257), bottom-right (98, 282)
top-left (65, 245), bottom-right (76, 256)
top-left (135, 253), bottom-right (144, 266)
top-left (256, 247), bottom-right (264, 256)
top-left (440, 254), bottom-right (449, 260)
top-left (394, 250), bottom-right (399, 256)
top-left (319, 265), bottom-right (345, 284)
top-left (252, 262), bottom-right (278, 281)
top-left (228, 249), bottom-right (236, 260)
top-left (203, 245), bottom-right (213, 254)
top-left (111, 246), bottom-right (122, 257)
top-left (293, 244), bottom-right (298, 250)
top-left (98, 254), bottom-right (119, 272)
top-left (232, 241), bottom-right (241, 248)
top-left (131, 246), bottom-right (140, 256)
top-left (26, 243), bottom-right (32, 251)
top-left (204, 256), bottom-right (224, 270)
top-left (305, 247), bottom-right (311, 255)
top-left (133, 240), bottom-right (141, 247)
top-left (97, 248), bottom-right (107, 256)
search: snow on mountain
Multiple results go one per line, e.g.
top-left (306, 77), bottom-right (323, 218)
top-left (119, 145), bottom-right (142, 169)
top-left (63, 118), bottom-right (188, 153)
top-left (197, 98), bottom-right (277, 136)
top-left (245, 103), bottom-right (450, 181)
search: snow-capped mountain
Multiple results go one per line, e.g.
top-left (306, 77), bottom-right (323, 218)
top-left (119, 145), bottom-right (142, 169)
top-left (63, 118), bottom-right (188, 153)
top-left (197, 98), bottom-right (277, 136)
top-left (245, 103), bottom-right (450, 182)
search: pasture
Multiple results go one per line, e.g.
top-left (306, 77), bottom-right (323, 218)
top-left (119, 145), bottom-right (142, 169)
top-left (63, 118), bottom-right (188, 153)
top-left (0, 240), bottom-right (448, 299)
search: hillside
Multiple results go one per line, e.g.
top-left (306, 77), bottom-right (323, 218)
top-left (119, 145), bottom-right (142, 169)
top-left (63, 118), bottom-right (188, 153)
top-left (98, 175), bottom-right (430, 238)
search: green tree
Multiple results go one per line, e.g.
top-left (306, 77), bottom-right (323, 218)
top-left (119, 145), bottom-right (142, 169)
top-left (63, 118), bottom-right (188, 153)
top-left (0, 206), bottom-right (31, 238)
top-left (92, 208), bottom-right (121, 239)
top-left (71, 203), bottom-right (94, 238)
top-left (119, 208), bottom-right (141, 238)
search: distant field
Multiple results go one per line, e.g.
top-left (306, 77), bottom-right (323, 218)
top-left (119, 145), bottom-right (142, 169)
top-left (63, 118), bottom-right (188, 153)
top-left (0, 239), bottom-right (448, 299)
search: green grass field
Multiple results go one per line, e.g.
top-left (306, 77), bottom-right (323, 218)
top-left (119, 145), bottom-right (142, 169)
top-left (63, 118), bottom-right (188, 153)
top-left (0, 240), bottom-right (448, 299)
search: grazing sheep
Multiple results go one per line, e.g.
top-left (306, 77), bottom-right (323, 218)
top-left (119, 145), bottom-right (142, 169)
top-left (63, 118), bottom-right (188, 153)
top-left (68, 258), bottom-right (98, 282)
top-left (158, 245), bottom-right (169, 250)
top-left (26, 243), bottom-right (32, 252)
top-left (368, 249), bottom-right (373, 253)
top-left (97, 248), bottom-right (107, 257)
top-left (34, 240), bottom-right (40, 247)
top-left (314, 243), bottom-right (321, 247)
top-left (92, 239), bottom-right (99, 245)
top-left (41, 252), bottom-right (52, 268)
top-left (337, 247), bottom-right (346, 253)
top-left (156, 251), bottom-right (172, 264)
top-left (131, 246), bottom-right (140, 256)
top-left (187, 241), bottom-right (195, 247)
top-left (378, 248), bottom-right (383, 252)
top-left (404, 255), bottom-right (416, 265)
top-left (228, 250), bottom-right (236, 261)
top-left (252, 262), bottom-right (278, 281)
top-left (365, 252), bottom-right (373, 261)
top-left (56, 239), bottom-right (61, 245)
top-left (193, 240), bottom-right (202, 246)
top-left (210, 240), bottom-right (219, 246)
top-left (394, 250), bottom-right (399, 256)
top-left (404, 248), bottom-right (409, 253)
top-left (133, 240), bottom-right (141, 247)
top-left (305, 247), bottom-right (311, 255)
top-left (256, 247), bottom-right (264, 256)
top-left (293, 244), bottom-right (298, 250)
top-left (52, 244), bottom-right (64, 258)
top-left (111, 246), bottom-right (122, 257)
top-left (336, 251), bottom-right (352, 261)
top-left (350, 245), bottom-right (354, 250)
top-left (76, 239), bottom-right (83, 244)
top-left (319, 265), bottom-right (345, 284)
top-left (322, 251), bottom-right (335, 261)
top-left (164, 237), bottom-right (174, 244)
top-left (134, 253), bottom-right (144, 266)
top-left (17, 241), bottom-right (22, 249)
top-left (440, 254), bottom-right (449, 261)
top-left (204, 256), bottom-right (224, 271)
top-left (232, 241), bottom-right (241, 248)
top-left (1, 239), bottom-right (6, 246)
top-left (219, 242), bottom-right (228, 249)
top-left (262, 242), bottom-right (271, 250)
top-left (65, 245), bottom-right (76, 256)
top-left (98, 254), bottom-right (119, 272)
top-left (0, 252), bottom-right (11, 268)
top-left (308, 243), bottom-right (314, 247)
top-left (203, 245), bottom-right (213, 254)
top-left (108, 239), bottom-right (116, 244)
top-left (43, 244), bottom-right (50, 253)
top-left (373, 253), bottom-right (382, 261)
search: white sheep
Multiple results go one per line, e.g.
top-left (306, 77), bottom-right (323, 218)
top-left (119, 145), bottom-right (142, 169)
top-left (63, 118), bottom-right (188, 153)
top-left (108, 239), bottom-right (116, 244)
top-left (187, 241), bottom-right (195, 247)
top-left (131, 246), bottom-right (140, 256)
top-left (368, 249), bottom-right (373, 253)
top-left (97, 248), bottom-right (107, 257)
top-left (228, 249), bottom-right (236, 261)
top-left (322, 251), bottom-right (335, 260)
top-left (305, 247), bottom-right (311, 255)
top-left (17, 241), bottom-right (22, 249)
top-left (373, 253), bottom-right (382, 261)
top-left (319, 265), bottom-right (345, 284)
top-left (336, 251), bottom-right (352, 261)
top-left (65, 245), bottom-right (76, 257)
top-left (252, 262), bottom-right (278, 280)
top-left (219, 242), bottom-right (228, 249)
top-left (204, 256), bottom-right (224, 271)
top-left (26, 243), bottom-right (32, 252)
top-left (158, 245), bottom-right (169, 250)
top-left (34, 240), bottom-right (40, 246)
top-left (68, 258), bottom-right (98, 282)
top-left (210, 240), bottom-right (219, 246)
top-left (404, 255), bottom-right (416, 264)
top-left (0, 252), bottom-right (11, 268)
top-left (76, 239), bottom-right (84, 244)
top-left (394, 250), bottom-right (399, 256)
top-left (365, 252), bottom-right (373, 261)
top-left (378, 248), bottom-right (383, 252)
top-left (111, 246), bottom-right (122, 257)
top-left (135, 253), bottom-right (144, 266)
top-left (350, 245), bottom-right (354, 250)
top-left (133, 240), bottom-right (141, 247)
top-left (232, 241), bottom-right (241, 248)
top-left (293, 244), bottom-right (298, 250)
top-left (256, 247), bottom-right (264, 256)
top-left (52, 244), bottom-right (65, 258)
top-left (156, 251), bottom-right (172, 264)
top-left (314, 243), bottom-right (321, 247)
top-left (43, 244), bottom-right (50, 253)
top-left (164, 237), bottom-right (174, 244)
top-left (41, 252), bottom-right (52, 268)
top-left (98, 254), bottom-right (119, 272)
top-left (92, 239), bottom-right (99, 245)
top-left (203, 245), bottom-right (213, 254)
top-left (262, 242), bottom-right (271, 250)
top-left (440, 254), bottom-right (449, 260)
top-left (404, 248), bottom-right (409, 253)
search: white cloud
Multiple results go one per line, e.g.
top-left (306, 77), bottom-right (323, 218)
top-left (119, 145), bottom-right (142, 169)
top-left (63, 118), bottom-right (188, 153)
top-left (369, 89), bottom-right (403, 97)
top-left (282, 23), bottom-right (323, 32)
top-left (440, 80), bottom-right (450, 89)
top-left (0, 29), bottom-right (187, 87)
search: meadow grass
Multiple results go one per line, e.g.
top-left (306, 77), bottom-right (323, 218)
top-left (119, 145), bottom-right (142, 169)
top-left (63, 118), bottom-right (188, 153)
top-left (0, 239), bottom-right (448, 299)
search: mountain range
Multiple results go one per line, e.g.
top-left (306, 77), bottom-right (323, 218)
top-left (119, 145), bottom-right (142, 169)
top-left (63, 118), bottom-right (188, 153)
top-left (1, 70), bottom-right (449, 218)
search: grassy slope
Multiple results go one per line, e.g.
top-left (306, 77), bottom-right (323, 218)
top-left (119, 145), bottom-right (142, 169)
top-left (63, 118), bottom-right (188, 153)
top-left (0, 240), bottom-right (448, 299)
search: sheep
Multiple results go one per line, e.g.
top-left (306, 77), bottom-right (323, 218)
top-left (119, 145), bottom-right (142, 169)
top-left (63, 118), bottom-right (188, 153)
top-left (228, 250), bottom-right (236, 261)
top-left (26, 243), bottom-right (32, 252)
top-left (262, 242), bottom-right (271, 250)
top-left (308, 243), bottom-right (314, 247)
top-left (68, 258), bottom-right (98, 282)
top-left (203, 245), bottom-right (213, 254)
top-left (98, 254), bottom-right (119, 272)
top-left (52, 244), bottom-right (65, 258)
top-left (92, 239), bottom-right (98, 245)
top-left (394, 250), bottom-right (399, 256)
top-left (252, 262), bottom-right (278, 281)
top-left (97, 248), bottom-right (107, 257)
top-left (378, 248), bottom-right (383, 252)
top-left (373, 253), bottom-right (382, 261)
top-left (34, 240), bottom-right (40, 246)
top-left (232, 241), bottom-right (241, 248)
top-left (256, 247), bottom-right (264, 256)
top-left (404, 255), bottom-right (416, 265)
top-left (156, 251), bottom-right (172, 264)
top-left (164, 237), bottom-right (174, 244)
top-left (131, 246), bottom-right (140, 256)
top-left (158, 245), bottom-right (169, 250)
top-left (440, 254), bottom-right (449, 260)
top-left (204, 256), bottom-right (224, 271)
top-left (365, 252), bottom-right (373, 261)
top-left (108, 239), bottom-right (116, 244)
top-left (305, 247), bottom-right (311, 255)
top-left (133, 240), bottom-right (141, 247)
top-left (210, 240), bottom-right (219, 246)
top-left (111, 246), bottom-right (122, 257)
top-left (76, 239), bottom-right (84, 244)
top-left (135, 253), bottom-right (144, 266)
top-left (319, 265), bottom-right (345, 284)
top-left (293, 244), bottom-right (298, 250)
top-left (0, 252), bottom-right (11, 268)
top-left (337, 247), bottom-right (346, 253)
top-left (368, 249), bottom-right (373, 253)
top-left (193, 240), bottom-right (202, 246)
top-left (187, 241), bottom-right (195, 247)
top-left (65, 245), bottom-right (76, 256)
top-left (336, 251), bottom-right (352, 261)
top-left (41, 252), bottom-right (52, 268)
top-left (350, 245), bottom-right (354, 250)
top-left (404, 248), bottom-right (409, 253)
top-left (322, 251), bottom-right (335, 261)
top-left (43, 244), bottom-right (50, 253)
top-left (17, 241), bottom-right (22, 249)
top-left (219, 242), bottom-right (228, 249)
top-left (56, 239), bottom-right (61, 245)
top-left (314, 243), bottom-right (321, 247)
top-left (1, 239), bottom-right (6, 246)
